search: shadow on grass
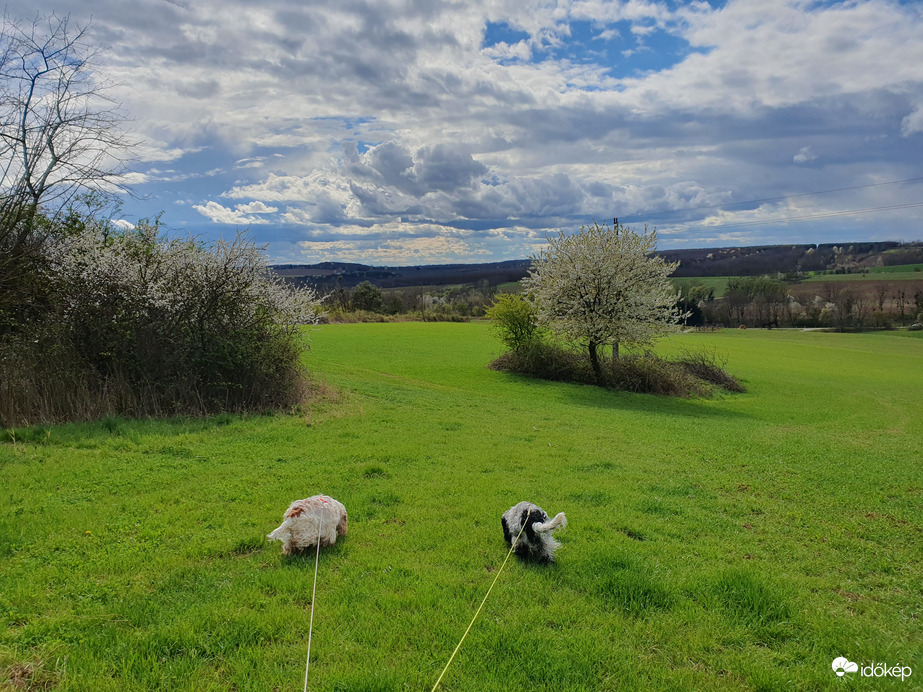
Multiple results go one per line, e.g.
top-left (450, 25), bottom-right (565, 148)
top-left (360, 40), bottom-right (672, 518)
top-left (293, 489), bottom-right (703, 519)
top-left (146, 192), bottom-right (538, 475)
top-left (278, 536), bottom-right (351, 568)
top-left (512, 549), bottom-right (675, 619)
top-left (499, 370), bottom-right (750, 420)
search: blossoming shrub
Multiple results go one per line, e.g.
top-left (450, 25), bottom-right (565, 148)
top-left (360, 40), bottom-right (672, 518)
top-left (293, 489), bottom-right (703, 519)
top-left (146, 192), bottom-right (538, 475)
top-left (1, 220), bottom-right (321, 425)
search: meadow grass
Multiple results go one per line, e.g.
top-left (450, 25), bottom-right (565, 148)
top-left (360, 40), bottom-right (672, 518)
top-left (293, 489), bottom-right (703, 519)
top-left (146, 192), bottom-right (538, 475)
top-left (672, 265), bottom-right (923, 296)
top-left (1, 324), bottom-right (921, 691)
top-left (670, 276), bottom-right (736, 298)
top-left (865, 263), bottom-right (923, 274)
top-left (803, 266), bottom-right (923, 282)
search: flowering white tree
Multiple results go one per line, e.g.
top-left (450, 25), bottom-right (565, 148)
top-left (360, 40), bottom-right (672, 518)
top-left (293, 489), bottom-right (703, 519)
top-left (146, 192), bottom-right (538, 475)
top-left (522, 220), bottom-right (684, 382)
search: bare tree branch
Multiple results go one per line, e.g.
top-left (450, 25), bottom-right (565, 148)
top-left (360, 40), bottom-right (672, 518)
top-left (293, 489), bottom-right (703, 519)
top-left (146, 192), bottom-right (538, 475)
top-left (0, 11), bottom-right (133, 218)
top-left (1, 11), bottom-right (134, 336)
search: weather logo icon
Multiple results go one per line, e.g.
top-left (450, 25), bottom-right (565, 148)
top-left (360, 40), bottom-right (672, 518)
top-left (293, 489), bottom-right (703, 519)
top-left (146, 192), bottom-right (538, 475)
top-left (832, 657), bottom-right (859, 677)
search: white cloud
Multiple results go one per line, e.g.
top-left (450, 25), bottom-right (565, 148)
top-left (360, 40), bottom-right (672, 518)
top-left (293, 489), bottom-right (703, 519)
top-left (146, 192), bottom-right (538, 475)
top-left (192, 200), bottom-right (273, 225)
top-left (7, 0), bottom-right (921, 261)
top-left (298, 233), bottom-right (491, 264)
top-left (793, 147), bottom-right (817, 164)
top-left (235, 201), bottom-right (278, 214)
top-left (482, 40), bottom-right (532, 63)
top-left (136, 145), bottom-right (201, 164)
top-left (901, 106), bottom-right (923, 136)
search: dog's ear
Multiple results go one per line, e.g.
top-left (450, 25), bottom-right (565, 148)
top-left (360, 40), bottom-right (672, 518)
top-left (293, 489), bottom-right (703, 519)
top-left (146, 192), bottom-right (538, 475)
top-left (337, 512), bottom-right (348, 535)
top-left (501, 515), bottom-right (512, 544)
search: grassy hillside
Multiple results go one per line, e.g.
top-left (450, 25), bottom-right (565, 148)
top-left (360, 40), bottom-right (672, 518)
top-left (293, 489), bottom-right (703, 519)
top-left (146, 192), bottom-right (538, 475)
top-left (867, 263), bottom-right (923, 274)
top-left (2, 325), bottom-right (921, 691)
top-left (671, 276), bottom-right (737, 298)
top-left (672, 264), bottom-right (923, 299)
top-left (803, 265), bottom-right (923, 282)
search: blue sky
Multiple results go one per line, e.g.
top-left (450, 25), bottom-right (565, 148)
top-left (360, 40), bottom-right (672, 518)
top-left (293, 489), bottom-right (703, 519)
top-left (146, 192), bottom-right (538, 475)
top-left (10, 0), bottom-right (923, 264)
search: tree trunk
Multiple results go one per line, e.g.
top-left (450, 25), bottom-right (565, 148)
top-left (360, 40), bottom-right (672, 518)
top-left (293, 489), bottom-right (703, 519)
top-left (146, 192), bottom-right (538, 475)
top-left (587, 341), bottom-right (602, 383)
top-left (611, 340), bottom-right (619, 363)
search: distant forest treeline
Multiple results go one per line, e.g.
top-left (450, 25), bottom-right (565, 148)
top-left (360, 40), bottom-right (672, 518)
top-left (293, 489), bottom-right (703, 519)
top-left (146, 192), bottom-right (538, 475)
top-left (273, 241), bottom-right (923, 291)
top-left (274, 240), bottom-right (923, 329)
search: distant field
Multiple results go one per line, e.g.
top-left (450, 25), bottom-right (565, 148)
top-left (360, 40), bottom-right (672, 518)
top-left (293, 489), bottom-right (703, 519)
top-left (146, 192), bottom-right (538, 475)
top-left (671, 275), bottom-right (737, 298)
top-left (1, 325), bottom-right (921, 690)
top-left (804, 263), bottom-right (923, 282)
top-left (495, 280), bottom-right (523, 293)
top-left (868, 262), bottom-right (923, 273)
top-left (670, 264), bottom-right (923, 297)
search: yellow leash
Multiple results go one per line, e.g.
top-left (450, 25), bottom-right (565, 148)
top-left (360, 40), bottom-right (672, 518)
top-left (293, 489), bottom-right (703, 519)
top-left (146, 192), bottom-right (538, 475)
top-left (429, 520), bottom-right (527, 692)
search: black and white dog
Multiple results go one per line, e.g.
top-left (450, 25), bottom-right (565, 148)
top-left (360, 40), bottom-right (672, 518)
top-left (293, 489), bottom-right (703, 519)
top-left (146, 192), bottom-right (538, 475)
top-left (501, 501), bottom-right (567, 563)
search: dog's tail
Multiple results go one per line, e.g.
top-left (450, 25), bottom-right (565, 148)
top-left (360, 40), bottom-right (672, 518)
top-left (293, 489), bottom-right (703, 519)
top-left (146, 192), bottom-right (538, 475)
top-left (533, 512), bottom-right (567, 533)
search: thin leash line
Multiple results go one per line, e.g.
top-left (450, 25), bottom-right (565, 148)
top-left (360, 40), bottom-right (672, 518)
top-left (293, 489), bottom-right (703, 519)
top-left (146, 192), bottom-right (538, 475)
top-left (429, 520), bottom-right (528, 692)
top-left (303, 515), bottom-right (323, 692)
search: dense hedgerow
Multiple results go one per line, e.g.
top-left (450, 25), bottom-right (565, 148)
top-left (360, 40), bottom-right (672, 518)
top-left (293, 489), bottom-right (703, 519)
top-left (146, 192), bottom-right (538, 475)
top-left (489, 341), bottom-right (744, 397)
top-left (0, 219), bottom-right (321, 426)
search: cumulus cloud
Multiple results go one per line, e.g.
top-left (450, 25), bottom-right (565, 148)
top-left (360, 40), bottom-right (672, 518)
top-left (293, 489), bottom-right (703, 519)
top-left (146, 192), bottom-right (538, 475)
top-left (192, 200), bottom-right (274, 225)
top-left (235, 201), bottom-right (278, 214)
top-left (221, 140), bottom-right (603, 229)
top-left (9, 0), bottom-right (921, 261)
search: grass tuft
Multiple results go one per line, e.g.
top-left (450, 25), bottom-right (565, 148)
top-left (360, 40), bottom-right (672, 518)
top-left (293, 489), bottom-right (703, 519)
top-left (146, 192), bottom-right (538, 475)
top-left (709, 569), bottom-right (791, 626)
top-left (573, 553), bottom-right (674, 616)
top-left (1, 659), bottom-right (64, 691)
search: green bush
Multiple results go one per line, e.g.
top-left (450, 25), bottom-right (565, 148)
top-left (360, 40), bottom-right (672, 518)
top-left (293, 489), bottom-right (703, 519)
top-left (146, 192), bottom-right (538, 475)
top-left (350, 281), bottom-right (386, 313)
top-left (485, 292), bottom-right (540, 351)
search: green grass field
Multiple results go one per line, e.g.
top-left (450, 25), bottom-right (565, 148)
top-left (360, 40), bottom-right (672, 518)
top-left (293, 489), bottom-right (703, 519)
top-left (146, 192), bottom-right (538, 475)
top-left (803, 264), bottom-right (923, 283)
top-left (672, 264), bottom-right (923, 298)
top-left (867, 263), bottom-right (923, 274)
top-left (670, 276), bottom-right (737, 298)
top-left (2, 325), bottom-right (921, 691)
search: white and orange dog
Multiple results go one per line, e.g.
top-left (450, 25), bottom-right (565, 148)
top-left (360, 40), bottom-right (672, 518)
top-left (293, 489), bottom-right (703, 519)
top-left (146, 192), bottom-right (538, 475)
top-left (501, 501), bottom-right (567, 563)
top-left (268, 495), bottom-right (348, 555)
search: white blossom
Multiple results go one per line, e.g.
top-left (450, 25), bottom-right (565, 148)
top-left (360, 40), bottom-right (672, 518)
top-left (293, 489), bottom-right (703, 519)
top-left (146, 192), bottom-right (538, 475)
top-left (523, 220), bottom-right (684, 378)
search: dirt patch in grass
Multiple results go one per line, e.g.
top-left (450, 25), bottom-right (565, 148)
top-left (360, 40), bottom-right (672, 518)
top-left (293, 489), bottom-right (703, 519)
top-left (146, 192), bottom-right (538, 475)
top-left (2, 660), bottom-right (63, 691)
